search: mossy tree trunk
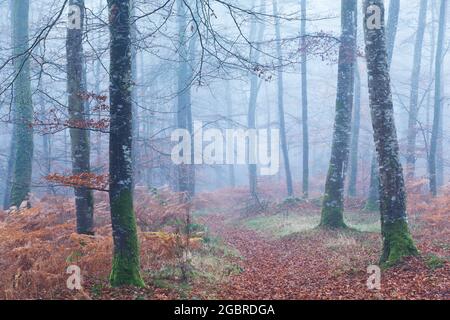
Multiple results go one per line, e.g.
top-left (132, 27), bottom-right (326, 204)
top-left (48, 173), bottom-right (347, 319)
top-left (365, 0), bottom-right (399, 210)
top-left (320, 0), bottom-right (357, 228)
top-left (363, 0), bottom-right (418, 266)
top-left (10, 0), bottom-right (34, 208)
top-left (67, 0), bottom-right (94, 235)
top-left (108, 0), bottom-right (144, 287)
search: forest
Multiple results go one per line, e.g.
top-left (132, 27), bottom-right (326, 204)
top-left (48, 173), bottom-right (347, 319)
top-left (0, 0), bottom-right (448, 301)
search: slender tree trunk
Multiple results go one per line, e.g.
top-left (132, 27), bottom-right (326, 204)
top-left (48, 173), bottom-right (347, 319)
top-left (247, 0), bottom-right (266, 198)
top-left (176, 0), bottom-right (197, 197)
top-left (406, 0), bottom-right (428, 180)
top-left (3, 0), bottom-right (15, 210)
top-left (300, 0), bottom-right (309, 198)
top-left (385, 0), bottom-right (400, 67)
top-left (108, 0), bottom-right (144, 287)
top-left (225, 81), bottom-right (236, 188)
top-left (348, 62), bottom-right (361, 197)
top-left (187, 13), bottom-right (197, 197)
top-left (273, 0), bottom-right (294, 197)
top-left (10, 0), bottom-right (34, 207)
top-left (131, 0), bottom-right (140, 189)
top-left (363, 0), bottom-right (418, 266)
top-left (429, 0), bottom-right (447, 196)
top-left (365, 0), bottom-right (399, 209)
top-left (67, 0), bottom-right (94, 234)
top-left (320, 0), bottom-right (357, 228)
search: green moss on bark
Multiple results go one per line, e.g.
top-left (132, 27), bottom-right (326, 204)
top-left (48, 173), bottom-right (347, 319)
top-left (320, 194), bottom-right (347, 229)
top-left (109, 190), bottom-right (145, 287)
top-left (380, 218), bottom-right (418, 267)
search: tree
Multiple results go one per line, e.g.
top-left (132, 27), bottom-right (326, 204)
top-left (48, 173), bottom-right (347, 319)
top-left (406, 0), bottom-right (428, 180)
top-left (348, 62), bottom-right (361, 198)
top-left (320, 0), bottom-right (357, 228)
top-left (247, 0), bottom-right (266, 198)
top-left (67, 0), bottom-right (94, 234)
top-left (300, 0), bottom-right (309, 198)
top-left (363, 0), bottom-right (418, 265)
top-left (225, 81), bottom-right (236, 188)
top-left (273, 0), bottom-right (294, 197)
top-left (429, 0), bottom-right (447, 196)
top-left (176, 0), bottom-right (196, 197)
top-left (9, 0), bottom-right (34, 208)
top-left (365, 0), bottom-right (400, 211)
top-left (108, 0), bottom-right (144, 287)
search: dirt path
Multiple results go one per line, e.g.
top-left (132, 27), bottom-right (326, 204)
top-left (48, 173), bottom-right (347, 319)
top-left (199, 213), bottom-right (450, 300)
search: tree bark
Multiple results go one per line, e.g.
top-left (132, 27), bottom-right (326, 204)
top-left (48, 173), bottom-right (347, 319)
top-left (108, 0), bottom-right (144, 287)
top-left (246, 0), bottom-right (266, 198)
top-left (406, 0), bottom-right (428, 180)
top-left (348, 62), bottom-right (361, 198)
top-left (300, 0), bottom-right (309, 198)
top-left (363, 0), bottom-right (418, 266)
top-left (10, 0), bottom-right (34, 208)
top-left (225, 81), bottom-right (236, 188)
top-left (176, 0), bottom-right (196, 197)
top-left (320, 0), bottom-right (357, 228)
top-left (67, 0), bottom-right (94, 235)
top-left (273, 0), bottom-right (294, 197)
top-left (365, 0), bottom-right (399, 209)
top-left (429, 0), bottom-right (447, 196)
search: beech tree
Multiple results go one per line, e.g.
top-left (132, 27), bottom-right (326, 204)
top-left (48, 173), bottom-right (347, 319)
top-left (300, 0), bottom-right (309, 198)
top-left (406, 0), bottom-right (428, 180)
top-left (66, 0), bottom-right (94, 235)
top-left (273, 0), bottom-right (294, 197)
top-left (363, 0), bottom-right (418, 265)
top-left (365, 0), bottom-right (400, 210)
top-left (9, 0), bottom-right (34, 208)
top-left (246, 0), bottom-right (266, 198)
top-left (348, 62), bottom-right (361, 198)
top-left (320, 0), bottom-right (357, 228)
top-left (107, 0), bottom-right (144, 287)
top-left (429, 0), bottom-right (447, 196)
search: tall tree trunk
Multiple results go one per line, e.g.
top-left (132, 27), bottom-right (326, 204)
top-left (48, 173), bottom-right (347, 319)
top-left (365, 0), bottom-right (399, 209)
top-left (67, 0), bottom-right (94, 235)
top-left (300, 0), bottom-right (309, 198)
top-left (3, 0), bottom-right (15, 210)
top-left (10, 0), bottom-right (34, 208)
top-left (108, 0), bottom-right (144, 287)
top-left (429, 0), bottom-right (447, 196)
top-left (176, 0), bottom-right (196, 197)
top-left (363, 0), bottom-right (418, 266)
top-left (131, 0), bottom-right (140, 189)
top-left (348, 62), bottom-right (361, 197)
top-left (273, 0), bottom-right (294, 197)
top-left (385, 0), bottom-right (400, 67)
top-left (225, 81), bottom-right (236, 188)
top-left (406, 0), bottom-right (428, 180)
top-left (320, 0), bottom-right (357, 228)
top-left (248, 0), bottom-right (266, 198)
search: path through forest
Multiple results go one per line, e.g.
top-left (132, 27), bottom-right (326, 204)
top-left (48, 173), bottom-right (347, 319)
top-left (198, 211), bottom-right (449, 300)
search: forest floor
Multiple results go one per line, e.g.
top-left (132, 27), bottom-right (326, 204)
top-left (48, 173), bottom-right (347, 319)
top-left (191, 206), bottom-right (449, 300)
top-left (0, 187), bottom-right (448, 300)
